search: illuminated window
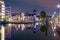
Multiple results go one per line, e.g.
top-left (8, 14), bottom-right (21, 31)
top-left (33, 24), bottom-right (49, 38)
top-left (2, 8), bottom-right (5, 11)
top-left (1, 11), bottom-right (5, 13)
top-left (0, 5), bottom-right (1, 12)
top-left (1, 16), bottom-right (4, 18)
top-left (2, 5), bottom-right (5, 8)
top-left (1, 1), bottom-right (4, 4)
top-left (1, 13), bottom-right (5, 15)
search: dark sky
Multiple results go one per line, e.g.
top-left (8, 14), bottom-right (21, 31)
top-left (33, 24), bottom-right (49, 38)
top-left (4, 0), bottom-right (60, 15)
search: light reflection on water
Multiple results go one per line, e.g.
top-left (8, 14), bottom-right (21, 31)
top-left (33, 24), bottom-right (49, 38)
top-left (21, 24), bottom-right (25, 31)
top-left (5, 22), bottom-right (39, 39)
top-left (1, 22), bottom-right (57, 40)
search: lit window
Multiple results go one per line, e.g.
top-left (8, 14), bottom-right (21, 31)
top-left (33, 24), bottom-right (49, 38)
top-left (2, 5), bottom-right (5, 8)
top-left (2, 11), bottom-right (5, 13)
top-left (36, 23), bottom-right (38, 25)
top-left (8, 24), bottom-right (11, 26)
top-left (1, 1), bottom-right (4, 4)
top-left (2, 8), bottom-right (5, 11)
top-left (0, 5), bottom-right (1, 12)
top-left (1, 13), bottom-right (5, 16)
top-left (1, 16), bottom-right (4, 18)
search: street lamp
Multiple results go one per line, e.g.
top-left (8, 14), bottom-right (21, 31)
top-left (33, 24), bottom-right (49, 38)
top-left (57, 4), bottom-right (60, 8)
top-left (53, 12), bottom-right (56, 15)
top-left (57, 4), bottom-right (60, 23)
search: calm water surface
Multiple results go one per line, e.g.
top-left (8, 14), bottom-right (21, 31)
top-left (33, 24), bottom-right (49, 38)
top-left (11, 27), bottom-right (55, 40)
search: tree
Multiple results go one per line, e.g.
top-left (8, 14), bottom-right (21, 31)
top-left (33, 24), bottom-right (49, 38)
top-left (40, 25), bottom-right (46, 32)
top-left (40, 11), bottom-right (46, 18)
top-left (40, 11), bottom-right (48, 36)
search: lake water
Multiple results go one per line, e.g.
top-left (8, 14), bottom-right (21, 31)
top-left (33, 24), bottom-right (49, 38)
top-left (5, 26), bottom-right (58, 40)
top-left (3, 22), bottom-right (60, 40)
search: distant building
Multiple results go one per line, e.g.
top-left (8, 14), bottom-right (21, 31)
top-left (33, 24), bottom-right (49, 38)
top-left (12, 11), bottom-right (39, 22)
top-left (5, 5), bottom-right (12, 21)
top-left (12, 15), bottom-right (18, 22)
top-left (5, 5), bottom-right (11, 16)
top-left (25, 13), bottom-right (35, 22)
top-left (20, 12), bottom-right (25, 21)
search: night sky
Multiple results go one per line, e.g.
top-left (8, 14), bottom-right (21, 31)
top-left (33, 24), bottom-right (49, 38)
top-left (4, 0), bottom-right (60, 15)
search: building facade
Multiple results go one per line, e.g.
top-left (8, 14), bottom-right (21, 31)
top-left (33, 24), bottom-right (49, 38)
top-left (0, 1), bottom-right (5, 40)
top-left (5, 5), bottom-right (12, 21)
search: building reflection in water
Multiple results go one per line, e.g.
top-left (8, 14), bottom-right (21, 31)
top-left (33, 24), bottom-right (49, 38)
top-left (11, 23), bottom-right (37, 31)
top-left (21, 24), bottom-right (25, 31)
top-left (5, 24), bottom-right (11, 39)
top-left (18, 24), bottom-right (20, 29)
top-left (54, 33), bottom-right (56, 37)
top-left (4, 21), bottom-right (40, 40)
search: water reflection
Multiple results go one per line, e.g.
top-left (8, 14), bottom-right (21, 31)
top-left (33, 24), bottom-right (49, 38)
top-left (5, 22), bottom-right (37, 38)
top-left (21, 24), bottom-right (25, 31)
top-left (18, 24), bottom-right (20, 29)
top-left (5, 24), bottom-right (11, 39)
top-left (0, 21), bottom-right (56, 40)
top-left (54, 33), bottom-right (56, 37)
top-left (5, 22), bottom-right (45, 38)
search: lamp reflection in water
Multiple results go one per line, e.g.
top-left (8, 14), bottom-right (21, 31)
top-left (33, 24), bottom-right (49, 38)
top-left (21, 24), bottom-right (25, 31)
top-left (15, 26), bottom-right (18, 31)
top-left (54, 33), bottom-right (56, 37)
top-left (33, 22), bottom-right (36, 33)
top-left (18, 24), bottom-right (21, 29)
top-left (1, 25), bottom-right (5, 40)
top-left (33, 14), bottom-right (37, 33)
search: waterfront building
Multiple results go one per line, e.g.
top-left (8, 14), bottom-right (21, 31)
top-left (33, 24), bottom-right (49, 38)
top-left (0, 0), bottom-right (5, 40)
top-left (5, 5), bottom-right (12, 21)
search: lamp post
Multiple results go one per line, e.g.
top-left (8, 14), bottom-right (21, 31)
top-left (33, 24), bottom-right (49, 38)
top-left (53, 12), bottom-right (56, 22)
top-left (53, 12), bottom-right (56, 29)
top-left (57, 4), bottom-right (60, 23)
